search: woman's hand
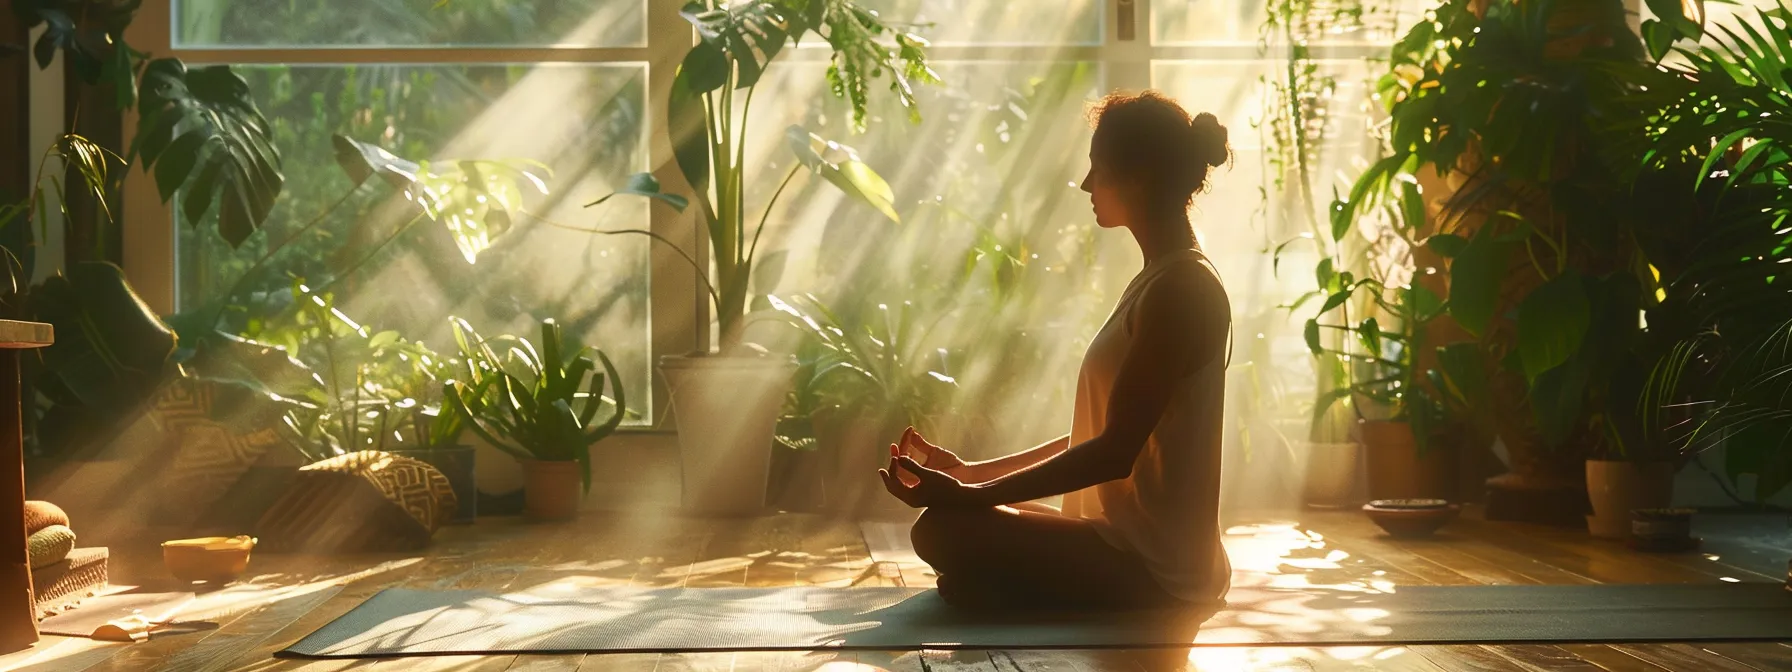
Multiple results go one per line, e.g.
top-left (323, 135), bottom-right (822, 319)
top-left (898, 427), bottom-right (973, 480)
top-left (880, 455), bottom-right (981, 509)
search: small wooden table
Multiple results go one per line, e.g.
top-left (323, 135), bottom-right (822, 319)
top-left (0, 321), bottom-right (52, 653)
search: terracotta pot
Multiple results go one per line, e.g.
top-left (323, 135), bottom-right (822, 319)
top-left (1300, 441), bottom-right (1362, 508)
top-left (521, 460), bottom-right (582, 521)
top-left (1362, 421), bottom-right (1457, 501)
top-left (1585, 460), bottom-right (1675, 539)
top-left (660, 355), bottom-right (796, 516)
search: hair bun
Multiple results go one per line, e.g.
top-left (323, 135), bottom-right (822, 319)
top-left (1190, 113), bottom-right (1230, 168)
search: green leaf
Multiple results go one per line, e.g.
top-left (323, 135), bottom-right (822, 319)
top-left (667, 67), bottom-right (712, 214)
top-left (332, 134), bottom-right (420, 188)
top-left (1315, 257), bottom-right (1337, 292)
top-left (1405, 284), bottom-right (1445, 322)
top-left (1358, 317), bottom-right (1382, 357)
top-left (134, 60), bottom-right (283, 248)
top-left (752, 249), bottom-right (788, 295)
top-left (1425, 233), bottom-right (1469, 258)
top-left (784, 126), bottom-right (900, 223)
top-left (1448, 226), bottom-right (1510, 338)
top-left (1319, 289), bottom-right (1351, 316)
top-left (1516, 270), bottom-right (1592, 385)
top-left (584, 172), bottom-right (689, 212)
top-left (680, 0), bottom-right (791, 90)
top-left (1529, 361), bottom-right (1588, 448)
top-left (1434, 342), bottom-right (1486, 409)
top-left (1304, 318), bottom-right (1323, 355)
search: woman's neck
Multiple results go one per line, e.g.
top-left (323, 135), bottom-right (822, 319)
top-left (1128, 213), bottom-right (1197, 265)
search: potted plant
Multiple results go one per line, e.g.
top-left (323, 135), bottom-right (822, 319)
top-left (444, 318), bottom-right (626, 521)
top-left (765, 293), bottom-right (958, 518)
top-left (1626, 2), bottom-right (1792, 520)
top-left (1329, 0), bottom-right (1686, 522)
top-left (1303, 257), bottom-right (1459, 501)
top-left (583, 0), bottom-right (936, 515)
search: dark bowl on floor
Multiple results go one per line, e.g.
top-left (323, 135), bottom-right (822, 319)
top-left (1363, 501), bottom-right (1459, 537)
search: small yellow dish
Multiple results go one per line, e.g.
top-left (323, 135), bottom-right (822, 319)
top-left (162, 536), bottom-right (256, 583)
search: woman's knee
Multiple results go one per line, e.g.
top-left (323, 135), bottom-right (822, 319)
top-left (909, 507), bottom-right (993, 570)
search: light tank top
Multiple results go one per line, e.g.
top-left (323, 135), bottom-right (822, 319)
top-left (1060, 249), bottom-right (1232, 604)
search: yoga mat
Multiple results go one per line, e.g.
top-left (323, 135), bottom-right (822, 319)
top-left (278, 582), bottom-right (1792, 658)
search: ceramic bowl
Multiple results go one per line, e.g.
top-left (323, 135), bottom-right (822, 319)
top-left (163, 536), bottom-right (256, 583)
top-left (1363, 500), bottom-right (1459, 537)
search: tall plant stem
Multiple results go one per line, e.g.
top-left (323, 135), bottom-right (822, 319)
top-left (205, 185), bottom-right (360, 331)
top-left (748, 165), bottom-right (800, 266)
top-left (527, 211), bottom-right (721, 307)
top-left (313, 212), bottom-right (428, 295)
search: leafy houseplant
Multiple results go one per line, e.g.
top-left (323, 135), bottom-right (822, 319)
top-left (584, 0), bottom-right (935, 514)
top-left (1630, 1), bottom-right (1792, 506)
top-left (766, 293), bottom-right (958, 515)
top-left (1331, 0), bottom-right (1672, 522)
top-left (444, 318), bottom-right (625, 521)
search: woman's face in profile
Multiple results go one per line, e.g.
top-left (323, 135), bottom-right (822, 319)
top-left (1079, 154), bottom-right (1129, 229)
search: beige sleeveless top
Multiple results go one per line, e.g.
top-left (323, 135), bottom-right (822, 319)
top-left (1061, 249), bottom-right (1232, 604)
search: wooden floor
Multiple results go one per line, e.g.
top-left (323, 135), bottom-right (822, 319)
top-left (3, 506), bottom-right (1791, 672)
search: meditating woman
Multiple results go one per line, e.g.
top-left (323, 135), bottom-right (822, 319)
top-left (879, 90), bottom-right (1233, 610)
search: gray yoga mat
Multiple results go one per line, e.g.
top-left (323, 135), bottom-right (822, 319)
top-left (277, 582), bottom-right (1792, 658)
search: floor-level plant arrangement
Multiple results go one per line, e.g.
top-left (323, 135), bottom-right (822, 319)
top-left (445, 318), bottom-right (626, 521)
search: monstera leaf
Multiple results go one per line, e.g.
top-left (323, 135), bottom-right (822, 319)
top-left (333, 135), bottom-right (549, 264)
top-left (133, 59), bottom-right (284, 248)
top-left (679, 0), bottom-right (792, 92)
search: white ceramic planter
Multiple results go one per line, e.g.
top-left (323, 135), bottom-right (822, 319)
top-left (1585, 460), bottom-right (1676, 538)
top-left (660, 354), bottom-right (796, 516)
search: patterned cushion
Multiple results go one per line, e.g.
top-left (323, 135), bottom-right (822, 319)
top-left (28, 525), bottom-right (76, 569)
top-left (25, 501), bottom-right (69, 536)
top-left (147, 378), bottom-right (287, 526)
top-left (255, 452), bottom-right (456, 553)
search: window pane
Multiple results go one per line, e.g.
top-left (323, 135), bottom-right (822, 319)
top-left (721, 61), bottom-right (1130, 460)
top-left (1154, 59), bottom-right (1385, 506)
top-left (1152, 0), bottom-right (1419, 45)
top-left (860, 0), bottom-right (1103, 45)
top-left (175, 63), bottom-right (653, 421)
top-left (174, 0), bottom-right (645, 48)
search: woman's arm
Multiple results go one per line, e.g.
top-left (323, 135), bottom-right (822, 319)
top-left (952, 269), bottom-right (1226, 507)
top-left (959, 434), bottom-right (1070, 483)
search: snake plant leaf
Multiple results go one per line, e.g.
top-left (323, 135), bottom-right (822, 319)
top-left (784, 126), bottom-right (899, 223)
top-left (134, 59), bottom-right (283, 248)
top-left (585, 172), bottom-right (689, 212)
top-left (1516, 270), bottom-right (1592, 385)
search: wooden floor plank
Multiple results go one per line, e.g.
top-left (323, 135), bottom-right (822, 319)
top-left (1611, 643), bottom-right (1765, 672)
top-left (506, 654), bottom-right (586, 672)
top-left (1698, 643), bottom-right (1792, 671)
top-left (569, 653), bottom-right (658, 672)
top-left (1406, 645), bottom-right (1526, 672)
top-left (1483, 644), bottom-right (1606, 671)
top-left (1552, 644), bottom-right (1670, 672)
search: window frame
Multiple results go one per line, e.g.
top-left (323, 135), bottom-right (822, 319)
top-left (116, 0), bottom-right (1401, 425)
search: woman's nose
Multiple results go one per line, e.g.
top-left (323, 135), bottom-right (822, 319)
top-left (1078, 172), bottom-right (1093, 194)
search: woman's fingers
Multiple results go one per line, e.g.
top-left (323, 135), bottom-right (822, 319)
top-left (895, 455), bottom-right (950, 485)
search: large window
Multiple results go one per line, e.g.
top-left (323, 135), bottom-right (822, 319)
top-left (129, 0), bottom-right (1420, 437)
